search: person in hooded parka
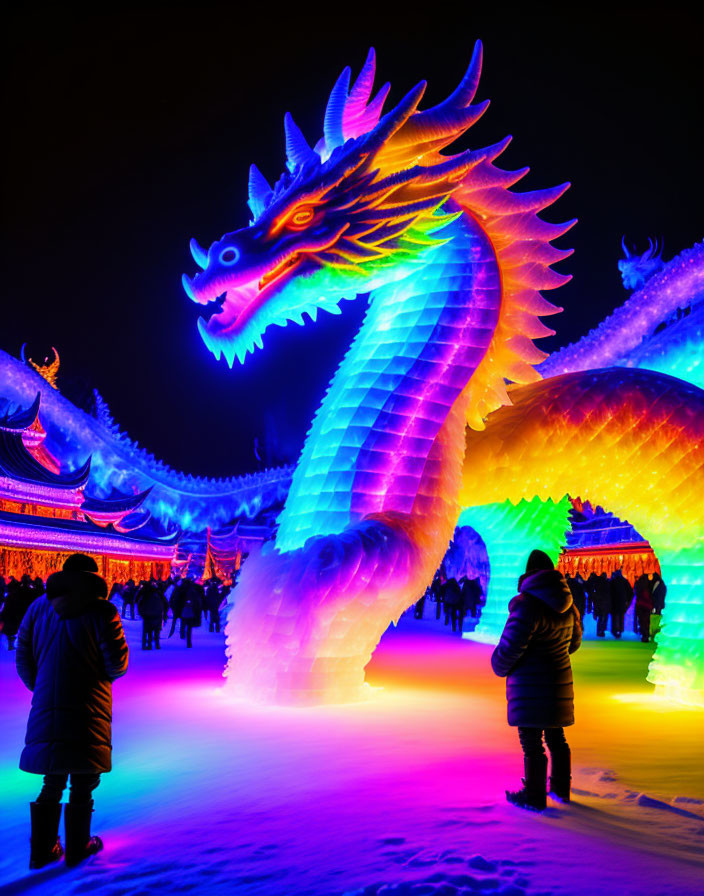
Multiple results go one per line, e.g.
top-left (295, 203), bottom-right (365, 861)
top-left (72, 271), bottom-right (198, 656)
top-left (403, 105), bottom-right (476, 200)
top-left (491, 550), bottom-right (582, 811)
top-left (15, 553), bottom-right (129, 869)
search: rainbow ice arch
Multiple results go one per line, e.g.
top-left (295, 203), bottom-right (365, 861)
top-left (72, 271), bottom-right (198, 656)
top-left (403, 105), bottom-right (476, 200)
top-left (181, 43), bottom-right (704, 706)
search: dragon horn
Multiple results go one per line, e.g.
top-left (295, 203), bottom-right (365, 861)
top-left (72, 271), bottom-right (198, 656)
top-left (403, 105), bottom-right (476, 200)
top-left (647, 237), bottom-right (654, 258)
top-left (248, 164), bottom-right (274, 219)
top-left (621, 236), bottom-right (631, 258)
top-left (189, 238), bottom-right (209, 270)
top-left (324, 65), bottom-right (352, 150)
top-left (284, 112), bottom-right (316, 172)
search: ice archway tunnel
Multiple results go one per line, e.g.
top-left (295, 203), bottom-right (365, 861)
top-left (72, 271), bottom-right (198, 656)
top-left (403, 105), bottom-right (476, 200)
top-left (459, 369), bottom-right (704, 707)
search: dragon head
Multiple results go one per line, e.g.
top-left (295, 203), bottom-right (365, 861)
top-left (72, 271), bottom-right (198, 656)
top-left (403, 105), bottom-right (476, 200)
top-left (183, 45), bottom-right (497, 366)
top-left (618, 237), bottom-right (665, 291)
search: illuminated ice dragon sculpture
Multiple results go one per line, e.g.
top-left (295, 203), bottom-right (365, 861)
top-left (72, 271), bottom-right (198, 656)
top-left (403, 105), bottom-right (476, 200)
top-left (183, 44), bottom-right (704, 705)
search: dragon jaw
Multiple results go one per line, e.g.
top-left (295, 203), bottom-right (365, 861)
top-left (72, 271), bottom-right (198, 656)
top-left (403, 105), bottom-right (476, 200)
top-left (190, 261), bottom-right (359, 368)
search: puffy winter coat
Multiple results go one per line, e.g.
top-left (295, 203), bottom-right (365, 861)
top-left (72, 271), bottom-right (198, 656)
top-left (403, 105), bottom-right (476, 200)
top-left (0, 584), bottom-right (24, 636)
top-left (16, 569), bottom-right (129, 774)
top-left (137, 583), bottom-right (164, 621)
top-left (491, 569), bottom-right (582, 728)
top-left (442, 578), bottom-right (463, 608)
top-left (591, 574), bottom-right (612, 614)
top-left (205, 583), bottom-right (222, 613)
top-left (610, 574), bottom-right (633, 615)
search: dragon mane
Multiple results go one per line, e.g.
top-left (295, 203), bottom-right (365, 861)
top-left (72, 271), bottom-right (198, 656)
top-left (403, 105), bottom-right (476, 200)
top-left (234, 41), bottom-right (575, 430)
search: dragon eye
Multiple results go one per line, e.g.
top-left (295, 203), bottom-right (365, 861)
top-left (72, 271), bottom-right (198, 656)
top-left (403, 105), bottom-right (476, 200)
top-left (287, 207), bottom-right (315, 230)
top-left (219, 247), bottom-right (240, 265)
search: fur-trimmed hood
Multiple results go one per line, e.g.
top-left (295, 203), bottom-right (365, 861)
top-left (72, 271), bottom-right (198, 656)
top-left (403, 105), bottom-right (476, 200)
top-left (518, 568), bottom-right (573, 614)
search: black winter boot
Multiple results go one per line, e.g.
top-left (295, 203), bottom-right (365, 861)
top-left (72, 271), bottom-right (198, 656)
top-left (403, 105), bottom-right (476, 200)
top-left (29, 801), bottom-right (64, 869)
top-left (549, 747), bottom-right (572, 803)
top-left (64, 800), bottom-right (103, 867)
top-left (506, 755), bottom-right (547, 811)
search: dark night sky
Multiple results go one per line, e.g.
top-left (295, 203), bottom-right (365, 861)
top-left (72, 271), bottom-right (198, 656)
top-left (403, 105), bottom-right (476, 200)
top-left (2, 6), bottom-right (702, 478)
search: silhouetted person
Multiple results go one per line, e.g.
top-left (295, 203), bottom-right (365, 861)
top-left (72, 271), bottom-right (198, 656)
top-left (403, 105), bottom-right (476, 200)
top-left (652, 572), bottom-right (667, 614)
top-left (108, 581), bottom-right (122, 607)
top-left (461, 576), bottom-right (482, 619)
top-left (592, 572), bottom-right (611, 637)
top-left (432, 567), bottom-right (445, 620)
top-left (443, 577), bottom-right (463, 632)
top-left (1, 578), bottom-right (23, 650)
top-left (635, 573), bottom-right (654, 642)
top-left (15, 554), bottom-right (128, 868)
top-left (204, 580), bottom-right (223, 632)
top-left (609, 570), bottom-right (633, 638)
top-left (168, 578), bottom-right (187, 638)
top-left (566, 574), bottom-right (586, 621)
top-left (491, 550), bottom-right (582, 811)
top-left (585, 572), bottom-right (598, 617)
top-left (121, 579), bottom-right (136, 619)
top-left (137, 578), bottom-right (164, 649)
top-left (18, 574), bottom-right (37, 617)
top-left (181, 595), bottom-right (196, 647)
top-left (191, 581), bottom-right (204, 628)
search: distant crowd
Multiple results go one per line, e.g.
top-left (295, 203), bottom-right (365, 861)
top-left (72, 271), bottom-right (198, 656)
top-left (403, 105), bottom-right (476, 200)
top-left (1, 565), bottom-right (667, 652)
top-left (413, 566), bottom-right (485, 635)
top-left (0, 575), bottom-right (45, 651)
top-left (111, 575), bottom-right (231, 649)
top-left (0, 573), bottom-right (232, 651)
top-left (564, 570), bottom-right (666, 642)
top-left (411, 565), bottom-right (666, 644)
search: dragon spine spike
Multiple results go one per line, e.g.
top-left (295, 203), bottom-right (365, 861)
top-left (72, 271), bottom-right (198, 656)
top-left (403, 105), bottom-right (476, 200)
top-left (247, 163), bottom-right (274, 218)
top-left (284, 112), bottom-right (315, 172)
top-left (343, 47), bottom-right (378, 136)
top-left (323, 65), bottom-right (352, 151)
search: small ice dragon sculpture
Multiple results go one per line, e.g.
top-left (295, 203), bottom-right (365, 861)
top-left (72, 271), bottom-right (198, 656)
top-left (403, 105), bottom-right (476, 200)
top-left (182, 43), bottom-right (704, 705)
top-left (618, 237), bottom-right (665, 291)
top-left (541, 238), bottom-right (704, 380)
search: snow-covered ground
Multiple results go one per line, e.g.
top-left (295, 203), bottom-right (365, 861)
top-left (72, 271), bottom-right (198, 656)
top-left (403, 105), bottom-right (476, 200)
top-left (1, 612), bottom-right (702, 896)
